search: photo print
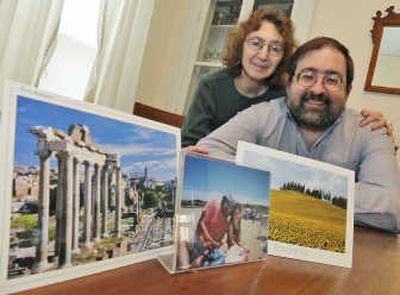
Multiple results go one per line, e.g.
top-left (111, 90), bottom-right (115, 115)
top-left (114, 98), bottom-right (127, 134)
top-left (236, 141), bottom-right (354, 268)
top-left (0, 82), bottom-right (180, 292)
top-left (171, 153), bottom-right (271, 273)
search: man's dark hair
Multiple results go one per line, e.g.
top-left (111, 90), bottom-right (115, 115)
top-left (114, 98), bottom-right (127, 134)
top-left (286, 36), bottom-right (354, 94)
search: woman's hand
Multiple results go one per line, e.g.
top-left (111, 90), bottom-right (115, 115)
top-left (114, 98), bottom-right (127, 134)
top-left (360, 109), bottom-right (393, 136)
top-left (360, 109), bottom-right (398, 154)
top-left (191, 255), bottom-right (204, 268)
top-left (360, 109), bottom-right (399, 155)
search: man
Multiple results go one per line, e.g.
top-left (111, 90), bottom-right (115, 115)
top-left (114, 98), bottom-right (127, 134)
top-left (195, 37), bottom-right (400, 233)
top-left (178, 196), bottom-right (233, 269)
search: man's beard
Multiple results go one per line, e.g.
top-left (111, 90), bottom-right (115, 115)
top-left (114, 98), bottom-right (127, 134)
top-left (287, 92), bottom-right (342, 130)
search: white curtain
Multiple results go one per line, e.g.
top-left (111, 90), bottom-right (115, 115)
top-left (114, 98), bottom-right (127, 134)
top-left (0, 0), bottom-right (64, 109)
top-left (85, 0), bottom-right (154, 113)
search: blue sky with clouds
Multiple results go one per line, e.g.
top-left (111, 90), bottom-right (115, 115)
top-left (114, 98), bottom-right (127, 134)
top-left (240, 150), bottom-right (348, 199)
top-left (182, 155), bottom-right (270, 206)
top-left (14, 96), bottom-right (177, 181)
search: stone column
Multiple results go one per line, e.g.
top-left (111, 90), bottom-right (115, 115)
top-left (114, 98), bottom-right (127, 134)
top-left (35, 151), bottom-right (52, 270)
top-left (72, 158), bottom-right (80, 253)
top-left (59, 153), bottom-right (74, 267)
top-left (115, 167), bottom-right (122, 237)
top-left (83, 161), bottom-right (92, 247)
top-left (171, 179), bottom-right (176, 211)
top-left (170, 179), bottom-right (176, 230)
top-left (93, 164), bottom-right (101, 242)
top-left (137, 188), bottom-right (141, 219)
top-left (55, 155), bottom-right (65, 260)
top-left (101, 167), bottom-right (109, 238)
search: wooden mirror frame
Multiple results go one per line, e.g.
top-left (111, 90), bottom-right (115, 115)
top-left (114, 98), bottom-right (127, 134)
top-left (364, 6), bottom-right (400, 95)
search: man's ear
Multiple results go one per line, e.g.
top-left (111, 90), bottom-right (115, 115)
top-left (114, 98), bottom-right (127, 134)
top-left (347, 83), bottom-right (352, 95)
top-left (286, 79), bottom-right (293, 94)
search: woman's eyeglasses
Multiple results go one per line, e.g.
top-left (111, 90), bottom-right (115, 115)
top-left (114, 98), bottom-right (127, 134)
top-left (245, 37), bottom-right (284, 56)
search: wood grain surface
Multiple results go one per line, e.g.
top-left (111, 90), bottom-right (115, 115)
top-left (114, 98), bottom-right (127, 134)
top-left (15, 228), bottom-right (400, 295)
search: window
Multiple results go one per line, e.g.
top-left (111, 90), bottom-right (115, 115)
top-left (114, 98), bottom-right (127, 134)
top-left (38, 0), bottom-right (100, 100)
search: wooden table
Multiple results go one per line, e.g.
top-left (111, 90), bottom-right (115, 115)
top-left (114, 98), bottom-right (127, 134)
top-left (17, 228), bottom-right (400, 295)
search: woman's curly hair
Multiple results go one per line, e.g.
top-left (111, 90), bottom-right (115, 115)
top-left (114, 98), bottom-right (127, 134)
top-left (223, 7), bottom-right (296, 90)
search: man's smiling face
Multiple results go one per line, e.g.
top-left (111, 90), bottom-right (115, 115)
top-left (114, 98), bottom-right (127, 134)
top-left (286, 46), bottom-right (349, 130)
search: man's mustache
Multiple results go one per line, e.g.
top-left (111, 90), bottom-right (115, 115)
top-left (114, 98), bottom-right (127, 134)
top-left (301, 92), bottom-right (330, 104)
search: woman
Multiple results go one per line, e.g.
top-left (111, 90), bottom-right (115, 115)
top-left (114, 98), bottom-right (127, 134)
top-left (181, 7), bottom-right (392, 148)
top-left (228, 203), bottom-right (242, 248)
top-left (226, 204), bottom-right (249, 263)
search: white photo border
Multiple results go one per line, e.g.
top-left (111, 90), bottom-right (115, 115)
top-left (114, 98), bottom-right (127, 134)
top-left (236, 141), bottom-right (354, 268)
top-left (0, 81), bottom-right (180, 293)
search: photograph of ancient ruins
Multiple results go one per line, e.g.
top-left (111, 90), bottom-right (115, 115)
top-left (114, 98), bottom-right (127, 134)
top-left (7, 95), bottom-right (178, 279)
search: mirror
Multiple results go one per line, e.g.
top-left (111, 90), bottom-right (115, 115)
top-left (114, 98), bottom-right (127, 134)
top-left (365, 6), bottom-right (400, 94)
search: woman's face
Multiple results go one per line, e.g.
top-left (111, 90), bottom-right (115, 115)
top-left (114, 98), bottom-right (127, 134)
top-left (241, 21), bottom-right (284, 82)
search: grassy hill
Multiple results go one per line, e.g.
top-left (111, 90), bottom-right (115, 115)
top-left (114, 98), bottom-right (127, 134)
top-left (269, 189), bottom-right (347, 253)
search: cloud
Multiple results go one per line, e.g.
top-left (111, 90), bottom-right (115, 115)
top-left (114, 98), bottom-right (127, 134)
top-left (320, 173), bottom-right (347, 198)
top-left (17, 105), bottom-right (29, 113)
top-left (122, 156), bottom-right (176, 175)
top-left (123, 127), bottom-right (157, 142)
top-left (133, 128), bottom-right (156, 141)
top-left (241, 150), bottom-right (348, 198)
top-left (155, 157), bottom-right (177, 171)
top-left (101, 143), bottom-right (175, 157)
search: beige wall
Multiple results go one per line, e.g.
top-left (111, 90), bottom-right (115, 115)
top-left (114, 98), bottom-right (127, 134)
top-left (136, 0), bottom-right (205, 113)
top-left (137, 0), bottom-right (400, 164)
top-left (307, 0), bottom-right (400, 164)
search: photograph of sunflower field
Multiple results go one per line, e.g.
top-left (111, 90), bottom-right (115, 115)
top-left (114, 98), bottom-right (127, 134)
top-left (236, 141), bottom-right (354, 267)
top-left (269, 185), bottom-right (346, 253)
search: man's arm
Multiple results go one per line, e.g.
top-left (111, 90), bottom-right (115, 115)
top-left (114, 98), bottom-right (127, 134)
top-left (198, 103), bottom-right (272, 160)
top-left (198, 213), bottom-right (219, 247)
top-left (355, 128), bottom-right (400, 233)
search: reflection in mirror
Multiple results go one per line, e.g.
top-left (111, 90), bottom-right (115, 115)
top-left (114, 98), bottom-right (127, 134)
top-left (372, 27), bottom-right (400, 88)
top-left (364, 6), bottom-right (400, 95)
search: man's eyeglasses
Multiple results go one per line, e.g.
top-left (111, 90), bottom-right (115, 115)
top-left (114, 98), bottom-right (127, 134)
top-left (245, 37), bottom-right (284, 56)
top-left (296, 69), bottom-right (344, 92)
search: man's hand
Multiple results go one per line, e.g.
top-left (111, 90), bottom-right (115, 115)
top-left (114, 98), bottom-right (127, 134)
top-left (191, 255), bottom-right (204, 268)
top-left (360, 108), bottom-right (393, 136)
top-left (183, 145), bottom-right (209, 155)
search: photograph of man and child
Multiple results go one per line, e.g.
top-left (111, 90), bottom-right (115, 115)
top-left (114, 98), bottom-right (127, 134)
top-left (176, 154), bottom-right (270, 271)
